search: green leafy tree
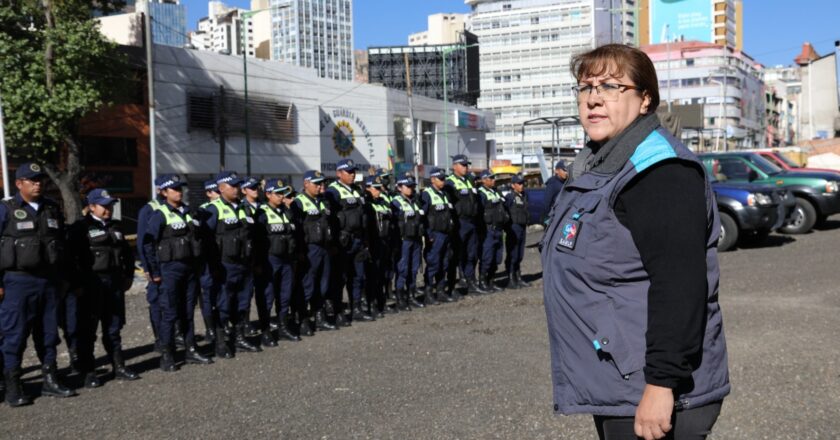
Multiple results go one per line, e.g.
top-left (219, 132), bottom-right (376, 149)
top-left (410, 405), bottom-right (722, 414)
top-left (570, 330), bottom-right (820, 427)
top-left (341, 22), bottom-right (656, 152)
top-left (0, 0), bottom-right (128, 222)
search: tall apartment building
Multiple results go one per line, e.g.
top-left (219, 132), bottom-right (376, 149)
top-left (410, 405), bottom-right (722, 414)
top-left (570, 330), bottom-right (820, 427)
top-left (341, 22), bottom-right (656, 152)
top-left (643, 41), bottom-right (765, 150)
top-left (190, 0), bottom-right (272, 60)
top-left (136, 0), bottom-right (187, 47)
top-left (640, 0), bottom-right (742, 50)
top-left (270, 0), bottom-right (354, 81)
top-left (408, 13), bottom-right (467, 46)
top-left (764, 66), bottom-right (801, 145)
top-left (466, 0), bottom-right (637, 157)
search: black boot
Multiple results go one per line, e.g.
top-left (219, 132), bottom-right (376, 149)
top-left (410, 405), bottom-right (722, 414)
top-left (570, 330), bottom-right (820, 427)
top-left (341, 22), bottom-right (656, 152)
top-left (299, 316), bottom-right (314, 337)
top-left (351, 304), bottom-right (374, 322)
top-left (507, 271), bottom-right (519, 290)
top-left (83, 371), bottom-right (102, 388)
top-left (396, 289), bottom-right (411, 311)
top-left (235, 323), bottom-right (262, 353)
top-left (475, 277), bottom-right (490, 295)
top-left (160, 346), bottom-right (178, 372)
top-left (186, 345), bottom-right (214, 364)
top-left (68, 347), bottom-right (80, 375)
top-left (41, 363), bottom-right (76, 398)
top-left (261, 329), bottom-right (279, 348)
top-left (215, 326), bottom-right (233, 359)
top-left (437, 284), bottom-right (455, 303)
top-left (4, 368), bottom-right (32, 407)
top-left (315, 309), bottom-right (337, 331)
top-left (424, 286), bottom-right (439, 306)
top-left (516, 271), bottom-right (531, 288)
top-left (204, 316), bottom-right (217, 345)
top-left (335, 311), bottom-right (351, 327)
top-left (488, 272), bottom-right (503, 293)
top-left (244, 319), bottom-right (260, 338)
top-left (278, 315), bottom-right (302, 341)
top-left (469, 278), bottom-right (489, 295)
top-left (269, 316), bottom-right (281, 331)
top-left (112, 349), bottom-right (139, 381)
top-left (409, 288), bottom-right (425, 308)
top-left (174, 327), bottom-right (186, 350)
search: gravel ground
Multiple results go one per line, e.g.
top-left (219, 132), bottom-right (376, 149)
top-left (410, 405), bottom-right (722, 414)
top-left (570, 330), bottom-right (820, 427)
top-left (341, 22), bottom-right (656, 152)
top-left (1, 221), bottom-right (839, 439)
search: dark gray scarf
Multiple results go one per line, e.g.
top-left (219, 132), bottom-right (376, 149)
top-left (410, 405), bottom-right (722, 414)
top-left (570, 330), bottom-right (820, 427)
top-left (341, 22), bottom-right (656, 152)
top-left (570, 112), bottom-right (661, 181)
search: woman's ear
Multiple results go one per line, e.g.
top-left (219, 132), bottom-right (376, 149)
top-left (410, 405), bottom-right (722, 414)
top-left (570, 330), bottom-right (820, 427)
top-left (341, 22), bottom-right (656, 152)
top-left (640, 92), bottom-right (652, 114)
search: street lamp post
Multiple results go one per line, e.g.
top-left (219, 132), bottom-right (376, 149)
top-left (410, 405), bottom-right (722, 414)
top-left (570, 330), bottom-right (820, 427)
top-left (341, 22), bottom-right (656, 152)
top-left (440, 42), bottom-right (480, 168)
top-left (240, 4), bottom-right (289, 176)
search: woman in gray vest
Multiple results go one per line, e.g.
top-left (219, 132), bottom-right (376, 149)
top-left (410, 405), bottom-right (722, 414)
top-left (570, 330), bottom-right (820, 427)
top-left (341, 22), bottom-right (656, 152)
top-left (542, 44), bottom-right (730, 440)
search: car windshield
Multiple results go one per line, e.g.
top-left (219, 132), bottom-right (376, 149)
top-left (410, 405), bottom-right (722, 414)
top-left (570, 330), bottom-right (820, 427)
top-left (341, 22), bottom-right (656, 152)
top-left (774, 153), bottom-right (801, 168)
top-left (747, 154), bottom-right (783, 175)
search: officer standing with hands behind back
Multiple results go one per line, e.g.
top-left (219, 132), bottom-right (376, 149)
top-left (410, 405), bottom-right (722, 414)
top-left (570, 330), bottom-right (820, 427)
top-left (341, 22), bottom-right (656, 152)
top-left (444, 155), bottom-right (486, 295)
top-left (477, 169), bottom-right (509, 293)
top-left (326, 159), bottom-right (372, 323)
top-left (504, 174), bottom-right (531, 289)
top-left (420, 167), bottom-right (457, 305)
top-left (67, 189), bottom-right (139, 388)
top-left (0, 162), bottom-right (76, 407)
top-left (144, 174), bottom-right (213, 371)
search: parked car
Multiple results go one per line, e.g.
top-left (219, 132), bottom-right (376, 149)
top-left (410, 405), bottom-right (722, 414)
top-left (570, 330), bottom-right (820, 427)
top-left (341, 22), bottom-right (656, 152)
top-left (710, 179), bottom-right (794, 251)
top-left (700, 152), bottom-right (840, 234)
top-left (755, 150), bottom-right (840, 176)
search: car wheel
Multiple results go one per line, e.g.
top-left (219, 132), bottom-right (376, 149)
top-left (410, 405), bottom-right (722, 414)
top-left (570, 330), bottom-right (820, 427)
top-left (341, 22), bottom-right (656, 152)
top-left (718, 213), bottom-right (738, 252)
top-left (780, 197), bottom-right (817, 234)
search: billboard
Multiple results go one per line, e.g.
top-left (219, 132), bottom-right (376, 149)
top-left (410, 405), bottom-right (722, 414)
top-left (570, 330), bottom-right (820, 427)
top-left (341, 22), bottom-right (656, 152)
top-left (650, 0), bottom-right (712, 44)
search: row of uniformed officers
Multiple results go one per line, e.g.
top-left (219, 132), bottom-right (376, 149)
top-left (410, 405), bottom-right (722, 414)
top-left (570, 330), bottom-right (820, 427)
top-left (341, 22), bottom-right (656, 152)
top-left (0, 155), bottom-right (531, 407)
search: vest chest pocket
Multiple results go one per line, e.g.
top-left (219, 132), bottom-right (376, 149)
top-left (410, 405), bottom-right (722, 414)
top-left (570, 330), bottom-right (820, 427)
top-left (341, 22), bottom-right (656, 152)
top-left (14, 236), bottom-right (44, 270)
top-left (553, 194), bottom-right (602, 258)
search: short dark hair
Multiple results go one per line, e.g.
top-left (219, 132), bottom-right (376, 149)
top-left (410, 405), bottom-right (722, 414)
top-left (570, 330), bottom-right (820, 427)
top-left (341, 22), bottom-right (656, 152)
top-left (570, 44), bottom-right (660, 113)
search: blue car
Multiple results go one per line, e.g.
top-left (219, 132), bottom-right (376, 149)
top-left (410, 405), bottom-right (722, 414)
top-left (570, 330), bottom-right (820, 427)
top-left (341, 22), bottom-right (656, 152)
top-left (711, 179), bottom-right (794, 251)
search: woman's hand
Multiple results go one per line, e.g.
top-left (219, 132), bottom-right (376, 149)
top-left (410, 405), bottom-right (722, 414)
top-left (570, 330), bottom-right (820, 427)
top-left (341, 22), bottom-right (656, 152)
top-left (634, 384), bottom-right (674, 440)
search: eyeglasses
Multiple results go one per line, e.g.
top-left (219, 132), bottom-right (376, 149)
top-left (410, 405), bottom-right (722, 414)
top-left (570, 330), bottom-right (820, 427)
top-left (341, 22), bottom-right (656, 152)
top-left (572, 83), bottom-right (640, 102)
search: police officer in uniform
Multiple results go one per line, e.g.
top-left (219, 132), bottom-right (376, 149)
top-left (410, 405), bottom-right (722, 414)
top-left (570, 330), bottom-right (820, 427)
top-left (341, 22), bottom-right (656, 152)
top-left (326, 159), bottom-right (372, 323)
top-left (144, 174), bottom-right (213, 371)
top-left (195, 180), bottom-right (221, 345)
top-left (362, 175), bottom-right (393, 317)
top-left (477, 169), bottom-right (509, 293)
top-left (420, 167), bottom-right (457, 304)
top-left (504, 174), bottom-right (531, 289)
top-left (239, 177), bottom-right (263, 338)
top-left (255, 178), bottom-right (300, 343)
top-left (203, 171), bottom-right (261, 357)
top-left (391, 174), bottom-right (425, 310)
top-left (444, 155), bottom-right (487, 295)
top-left (374, 168), bottom-right (398, 310)
top-left (67, 189), bottom-right (139, 387)
top-left (136, 181), bottom-right (166, 352)
top-left (0, 162), bottom-right (76, 406)
top-left (292, 171), bottom-right (336, 334)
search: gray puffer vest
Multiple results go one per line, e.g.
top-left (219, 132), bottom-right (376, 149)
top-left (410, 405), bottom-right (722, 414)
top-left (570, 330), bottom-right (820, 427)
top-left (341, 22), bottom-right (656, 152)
top-left (541, 127), bottom-right (730, 417)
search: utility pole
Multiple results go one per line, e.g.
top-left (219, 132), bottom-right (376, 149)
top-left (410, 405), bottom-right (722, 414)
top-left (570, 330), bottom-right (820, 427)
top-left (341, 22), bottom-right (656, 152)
top-left (404, 52), bottom-right (420, 185)
top-left (240, 4), bottom-right (289, 176)
top-left (218, 85), bottom-right (227, 169)
top-left (0, 93), bottom-right (9, 198)
top-left (144, 11), bottom-right (157, 195)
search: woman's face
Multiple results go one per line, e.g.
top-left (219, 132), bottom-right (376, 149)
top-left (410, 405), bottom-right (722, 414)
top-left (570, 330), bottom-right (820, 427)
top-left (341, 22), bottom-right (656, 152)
top-left (578, 69), bottom-right (650, 144)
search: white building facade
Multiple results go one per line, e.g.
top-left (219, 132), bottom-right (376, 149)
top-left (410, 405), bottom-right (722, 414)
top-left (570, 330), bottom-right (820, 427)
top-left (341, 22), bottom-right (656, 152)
top-left (466, 0), bottom-right (637, 159)
top-left (269, 0), bottom-right (354, 81)
top-left (151, 46), bottom-right (494, 190)
top-left (408, 13), bottom-right (468, 46)
top-left (189, 1), bottom-right (272, 60)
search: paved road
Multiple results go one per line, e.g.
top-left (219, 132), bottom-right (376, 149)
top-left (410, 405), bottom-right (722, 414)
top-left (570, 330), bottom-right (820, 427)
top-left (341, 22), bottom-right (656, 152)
top-left (2, 221), bottom-right (840, 439)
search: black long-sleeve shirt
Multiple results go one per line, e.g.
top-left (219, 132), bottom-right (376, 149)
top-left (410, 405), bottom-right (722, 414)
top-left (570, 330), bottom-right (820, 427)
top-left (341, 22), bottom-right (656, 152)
top-left (614, 160), bottom-right (708, 389)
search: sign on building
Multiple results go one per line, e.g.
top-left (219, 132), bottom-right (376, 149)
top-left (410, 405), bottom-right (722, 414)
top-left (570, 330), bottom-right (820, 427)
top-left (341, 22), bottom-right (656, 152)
top-left (650, 0), bottom-right (712, 44)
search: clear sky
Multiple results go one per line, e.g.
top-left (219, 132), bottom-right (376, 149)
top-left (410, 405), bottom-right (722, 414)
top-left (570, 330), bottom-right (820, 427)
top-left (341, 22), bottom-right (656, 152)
top-left (182, 0), bottom-right (839, 67)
